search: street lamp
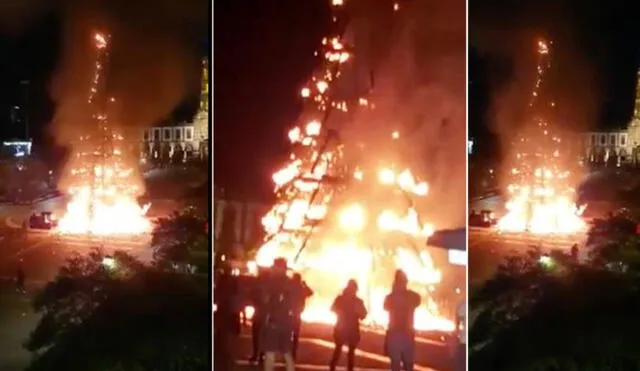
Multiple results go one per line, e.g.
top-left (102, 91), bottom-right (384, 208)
top-left (539, 254), bottom-right (554, 268)
top-left (102, 256), bottom-right (117, 269)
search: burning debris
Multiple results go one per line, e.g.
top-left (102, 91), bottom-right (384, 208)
top-left (56, 32), bottom-right (151, 237)
top-left (250, 0), bottom-right (454, 332)
top-left (497, 39), bottom-right (587, 235)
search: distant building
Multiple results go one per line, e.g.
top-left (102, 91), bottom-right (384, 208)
top-left (140, 58), bottom-right (209, 164)
top-left (213, 197), bottom-right (268, 258)
top-left (1, 140), bottom-right (32, 158)
top-left (580, 70), bottom-right (640, 166)
top-left (6, 80), bottom-right (30, 142)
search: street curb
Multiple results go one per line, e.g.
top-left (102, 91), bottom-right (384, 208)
top-left (0, 193), bottom-right (61, 207)
top-left (5, 217), bottom-right (21, 229)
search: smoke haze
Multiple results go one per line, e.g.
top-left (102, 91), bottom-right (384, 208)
top-left (45, 0), bottom-right (208, 144)
top-left (471, 3), bottom-right (603, 151)
top-left (339, 0), bottom-right (466, 229)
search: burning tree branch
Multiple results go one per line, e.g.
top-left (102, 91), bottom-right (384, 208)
top-left (249, 0), bottom-right (454, 332)
top-left (56, 31), bottom-right (151, 237)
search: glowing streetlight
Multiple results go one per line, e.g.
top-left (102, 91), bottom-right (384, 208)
top-left (102, 256), bottom-right (117, 269)
top-left (539, 255), bottom-right (554, 268)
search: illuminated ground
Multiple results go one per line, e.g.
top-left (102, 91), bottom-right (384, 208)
top-left (0, 281), bottom-right (37, 370)
top-left (469, 229), bottom-right (526, 286)
top-left (232, 323), bottom-right (450, 371)
top-left (0, 230), bottom-right (153, 370)
top-left (468, 227), bottom-right (584, 287)
top-left (0, 199), bottom-right (157, 370)
top-left (469, 194), bottom-right (588, 284)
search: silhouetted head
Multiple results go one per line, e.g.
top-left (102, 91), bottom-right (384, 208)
top-left (344, 279), bottom-right (358, 295)
top-left (292, 272), bottom-right (302, 283)
top-left (272, 257), bottom-right (288, 276)
top-left (392, 269), bottom-right (408, 291)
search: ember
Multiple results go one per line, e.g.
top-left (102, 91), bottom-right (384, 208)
top-left (56, 32), bottom-right (151, 236)
top-left (250, 0), bottom-right (454, 332)
top-left (497, 39), bottom-right (586, 235)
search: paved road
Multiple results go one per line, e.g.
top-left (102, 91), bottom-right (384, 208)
top-left (0, 281), bottom-right (42, 370)
top-left (0, 228), bottom-right (153, 371)
top-left (0, 229), bottom-right (152, 284)
top-left (468, 228), bottom-right (585, 285)
top-left (233, 323), bottom-right (453, 371)
top-left (0, 196), bottom-right (185, 370)
top-left (0, 196), bottom-right (66, 219)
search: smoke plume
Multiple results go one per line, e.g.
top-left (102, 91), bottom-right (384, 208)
top-left (472, 4), bottom-right (602, 151)
top-left (48, 0), bottom-right (208, 144)
top-left (341, 0), bottom-right (467, 229)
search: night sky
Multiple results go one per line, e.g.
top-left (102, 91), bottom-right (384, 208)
top-left (213, 0), bottom-right (331, 201)
top-left (214, 0), bottom-right (639, 198)
top-left (470, 0), bottom-right (640, 160)
top-left (0, 14), bottom-right (59, 148)
top-left (0, 1), bottom-right (208, 167)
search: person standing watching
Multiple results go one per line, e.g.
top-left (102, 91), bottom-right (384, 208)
top-left (291, 272), bottom-right (313, 360)
top-left (384, 270), bottom-right (421, 371)
top-left (262, 258), bottom-right (296, 371)
top-left (329, 279), bottom-right (367, 371)
top-left (454, 299), bottom-right (466, 371)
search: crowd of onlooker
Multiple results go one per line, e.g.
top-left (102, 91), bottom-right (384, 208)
top-left (214, 258), bottom-right (466, 371)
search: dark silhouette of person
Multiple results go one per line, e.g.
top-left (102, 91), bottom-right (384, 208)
top-left (16, 264), bottom-right (25, 293)
top-left (571, 243), bottom-right (579, 261)
top-left (384, 269), bottom-right (421, 371)
top-left (329, 279), bottom-right (367, 371)
top-left (213, 270), bottom-right (241, 371)
top-left (28, 212), bottom-right (38, 228)
top-left (249, 269), bottom-right (268, 364)
top-left (453, 299), bottom-right (466, 371)
top-left (262, 258), bottom-right (296, 371)
top-left (291, 272), bottom-right (313, 359)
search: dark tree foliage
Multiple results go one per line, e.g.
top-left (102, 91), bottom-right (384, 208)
top-left (24, 249), bottom-right (209, 370)
top-left (152, 207), bottom-right (209, 274)
top-left (470, 248), bottom-right (640, 371)
top-left (586, 210), bottom-right (640, 272)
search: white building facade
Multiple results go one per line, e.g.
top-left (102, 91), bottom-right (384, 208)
top-left (580, 131), bottom-right (630, 165)
top-left (581, 70), bottom-right (640, 166)
top-left (140, 58), bottom-right (209, 164)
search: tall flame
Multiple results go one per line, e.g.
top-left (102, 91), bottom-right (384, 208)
top-left (56, 31), bottom-right (151, 236)
top-left (497, 38), bottom-right (586, 235)
top-left (250, 1), bottom-right (454, 332)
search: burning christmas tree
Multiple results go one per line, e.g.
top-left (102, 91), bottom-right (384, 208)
top-left (56, 32), bottom-right (151, 236)
top-left (497, 39), bottom-right (586, 235)
top-left (251, 0), bottom-right (454, 332)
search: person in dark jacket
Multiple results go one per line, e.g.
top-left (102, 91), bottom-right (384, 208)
top-left (571, 243), bottom-right (579, 261)
top-left (291, 272), bottom-right (313, 360)
top-left (384, 269), bottom-right (421, 371)
top-left (262, 258), bottom-right (296, 371)
top-left (214, 272), bottom-right (241, 371)
top-left (16, 264), bottom-right (25, 293)
top-left (249, 270), bottom-right (268, 364)
top-left (329, 279), bottom-right (367, 371)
